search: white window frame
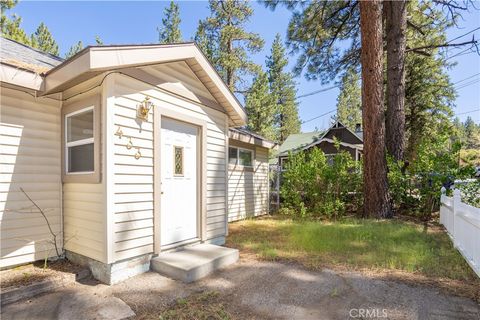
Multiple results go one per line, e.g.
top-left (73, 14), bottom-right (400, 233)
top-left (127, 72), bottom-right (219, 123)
top-left (65, 106), bottom-right (95, 175)
top-left (229, 146), bottom-right (254, 168)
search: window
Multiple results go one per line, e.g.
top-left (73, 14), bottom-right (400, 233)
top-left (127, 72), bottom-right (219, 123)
top-left (229, 147), bottom-right (238, 165)
top-left (228, 147), bottom-right (253, 167)
top-left (325, 154), bottom-right (335, 166)
top-left (65, 107), bottom-right (94, 173)
top-left (239, 149), bottom-right (252, 167)
top-left (174, 146), bottom-right (184, 176)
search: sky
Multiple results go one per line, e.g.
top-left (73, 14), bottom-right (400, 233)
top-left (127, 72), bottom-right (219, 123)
top-left (10, 1), bottom-right (480, 131)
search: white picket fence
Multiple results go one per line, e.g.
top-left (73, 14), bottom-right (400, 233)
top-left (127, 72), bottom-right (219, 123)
top-left (440, 188), bottom-right (480, 277)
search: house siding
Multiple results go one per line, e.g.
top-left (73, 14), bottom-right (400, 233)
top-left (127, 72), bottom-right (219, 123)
top-left (228, 142), bottom-right (269, 221)
top-left (111, 71), bottom-right (228, 262)
top-left (0, 87), bottom-right (62, 268)
top-left (62, 87), bottom-right (107, 263)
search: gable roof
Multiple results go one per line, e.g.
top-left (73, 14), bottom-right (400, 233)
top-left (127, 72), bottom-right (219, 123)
top-left (0, 38), bottom-right (246, 126)
top-left (278, 121), bottom-right (363, 157)
top-left (278, 131), bottom-right (325, 156)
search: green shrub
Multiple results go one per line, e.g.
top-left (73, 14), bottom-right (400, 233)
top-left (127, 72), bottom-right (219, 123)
top-left (280, 147), bottom-right (362, 218)
top-left (456, 180), bottom-right (480, 208)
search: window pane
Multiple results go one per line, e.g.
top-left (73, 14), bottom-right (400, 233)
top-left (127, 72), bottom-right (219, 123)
top-left (68, 143), bottom-right (94, 172)
top-left (239, 150), bottom-right (252, 167)
top-left (67, 109), bottom-right (93, 142)
top-left (229, 147), bottom-right (238, 165)
top-left (174, 146), bottom-right (183, 176)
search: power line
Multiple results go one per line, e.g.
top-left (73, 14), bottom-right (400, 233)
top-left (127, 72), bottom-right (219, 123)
top-left (446, 26), bottom-right (480, 44)
top-left (454, 109), bottom-right (479, 116)
top-left (453, 72), bottom-right (480, 85)
top-left (297, 85), bottom-right (339, 99)
top-left (301, 109), bottom-right (337, 124)
top-left (455, 78), bottom-right (480, 90)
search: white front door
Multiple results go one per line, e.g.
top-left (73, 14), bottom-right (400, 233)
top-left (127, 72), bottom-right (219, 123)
top-left (160, 117), bottom-right (198, 246)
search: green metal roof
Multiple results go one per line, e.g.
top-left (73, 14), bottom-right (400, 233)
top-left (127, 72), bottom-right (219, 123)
top-left (277, 131), bottom-right (324, 157)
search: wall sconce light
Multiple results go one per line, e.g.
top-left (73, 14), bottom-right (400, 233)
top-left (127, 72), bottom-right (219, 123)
top-left (137, 97), bottom-right (154, 121)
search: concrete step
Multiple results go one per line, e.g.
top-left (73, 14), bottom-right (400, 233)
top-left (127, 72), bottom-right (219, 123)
top-left (150, 244), bottom-right (239, 283)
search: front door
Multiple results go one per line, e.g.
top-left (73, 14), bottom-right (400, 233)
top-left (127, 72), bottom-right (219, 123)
top-left (160, 117), bottom-right (198, 246)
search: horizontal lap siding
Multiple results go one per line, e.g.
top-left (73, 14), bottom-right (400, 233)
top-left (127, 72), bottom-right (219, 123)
top-left (62, 90), bottom-right (106, 263)
top-left (63, 183), bottom-right (105, 262)
top-left (0, 87), bottom-right (62, 268)
top-left (112, 72), bottom-right (228, 262)
top-left (228, 145), bottom-right (269, 222)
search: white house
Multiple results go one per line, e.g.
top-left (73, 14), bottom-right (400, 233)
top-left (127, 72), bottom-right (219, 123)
top-left (0, 37), bottom-right (271, 283)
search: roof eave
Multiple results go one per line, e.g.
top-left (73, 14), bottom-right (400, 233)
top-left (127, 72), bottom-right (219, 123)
top-left (41, 44), bottom-right (247, 126)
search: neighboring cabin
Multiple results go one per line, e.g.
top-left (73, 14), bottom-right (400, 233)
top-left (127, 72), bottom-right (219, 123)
top-left (276, 121), bottom-right (363, 170)
top-left (0, 37), bottom-right (272, 283)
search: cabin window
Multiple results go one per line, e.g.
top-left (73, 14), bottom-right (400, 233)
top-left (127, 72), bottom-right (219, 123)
top-left (65, 107), bottom-right (94, 173)
top-left (229, 147), bottom-right (238, 165)
top-left (229, 147), bottom-right (253, 167)
top-left (174, 146), bottom-right (184, 176)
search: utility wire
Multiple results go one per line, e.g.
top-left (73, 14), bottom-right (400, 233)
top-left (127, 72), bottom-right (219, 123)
top-left (301, 109), bottom-right (337, 124)
top-left (454, 109), bottom-right (479, 116)
top-left (455, 78), bottom-right (480, 90)
top-left (453, 72), bottom-right (480, 85)
top-left (446, 26), bottom-right (480, 44)
top-left (297, 85), bottom-right (339, 99)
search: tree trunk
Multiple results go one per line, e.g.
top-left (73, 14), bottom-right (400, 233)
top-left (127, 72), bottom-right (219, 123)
top-left (360, 0), bottom-right (392, 218)
top-left (385, 0), bottom-right (407, 161)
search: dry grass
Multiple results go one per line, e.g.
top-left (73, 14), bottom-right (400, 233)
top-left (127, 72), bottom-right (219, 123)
top-left (0, 259), bottom-right (83, 290)
top-left (227, 216), bottom-right (480, 302)
top-left (133, 290), bottom-right (233, 320)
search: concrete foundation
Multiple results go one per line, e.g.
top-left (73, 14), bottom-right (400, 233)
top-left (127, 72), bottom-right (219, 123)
top-left (151, 244), bottom-right (239, 283)
top-left (66, 251), bottom-right (152, 285)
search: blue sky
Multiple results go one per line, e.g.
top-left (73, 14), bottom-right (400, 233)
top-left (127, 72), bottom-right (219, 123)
top-left (12, 1), bottom-right (480, 131)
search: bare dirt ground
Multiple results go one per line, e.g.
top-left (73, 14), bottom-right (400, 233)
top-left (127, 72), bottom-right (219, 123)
top-left (2, 256), bottom-right (479, 320)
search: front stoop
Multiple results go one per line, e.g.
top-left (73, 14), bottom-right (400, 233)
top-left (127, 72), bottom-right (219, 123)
top-left (150, 244), bottom-right (239, 283)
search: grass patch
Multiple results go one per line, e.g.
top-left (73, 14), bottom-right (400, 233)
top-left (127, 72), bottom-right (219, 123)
top-left (227, 217), bottom-right (479, 283)
top-left (158, 291), bottom-right (232, 320)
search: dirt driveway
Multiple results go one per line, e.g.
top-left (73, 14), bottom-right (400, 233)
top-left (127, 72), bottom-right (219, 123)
top-left (2, 257), bottom-right (479, 320)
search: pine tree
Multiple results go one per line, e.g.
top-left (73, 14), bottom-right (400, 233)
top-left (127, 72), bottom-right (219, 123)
top-left (266, 34), bottom-right (300, 142)
top-left (95, 36), bottom-right (103, 45)
top-left (335, 68), bottom-right (362, 131)
top-left (245, 71), bottom-right (276, 140)
top-left (195, 0), bottom-right (264, 93)
top-left (385, 0), bottom-right (407, 161)
top-left (1, 0), bottom-right (30, 45)
top-left (65, 41), bottom-right (84, 59)
top-left (158, 1), bottom-right (182, 44)
top-left (30, 22), bottom-right (59, 56)
top-left (360, 0), bottom-right (392, 218)
top-left (194, 20), bottom-right (217, 62)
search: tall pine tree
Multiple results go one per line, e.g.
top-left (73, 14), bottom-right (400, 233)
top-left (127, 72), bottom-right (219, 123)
top-left (1, 0), bottom-right (30, 45)
top-left (266, 34), bottom-right (300, 142)
top-left (245, 71), bottom-right (276, 140)
top-left (335, 68), bottom-right (362, 131)
top-left (158, 1), bottom-right (182, 44)
top-left (30, 22), bottom-right (59, 56)
top-left (65, 41), bottom-right (84, 59)
top-left (195, 0), bottom-right (264, 94)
